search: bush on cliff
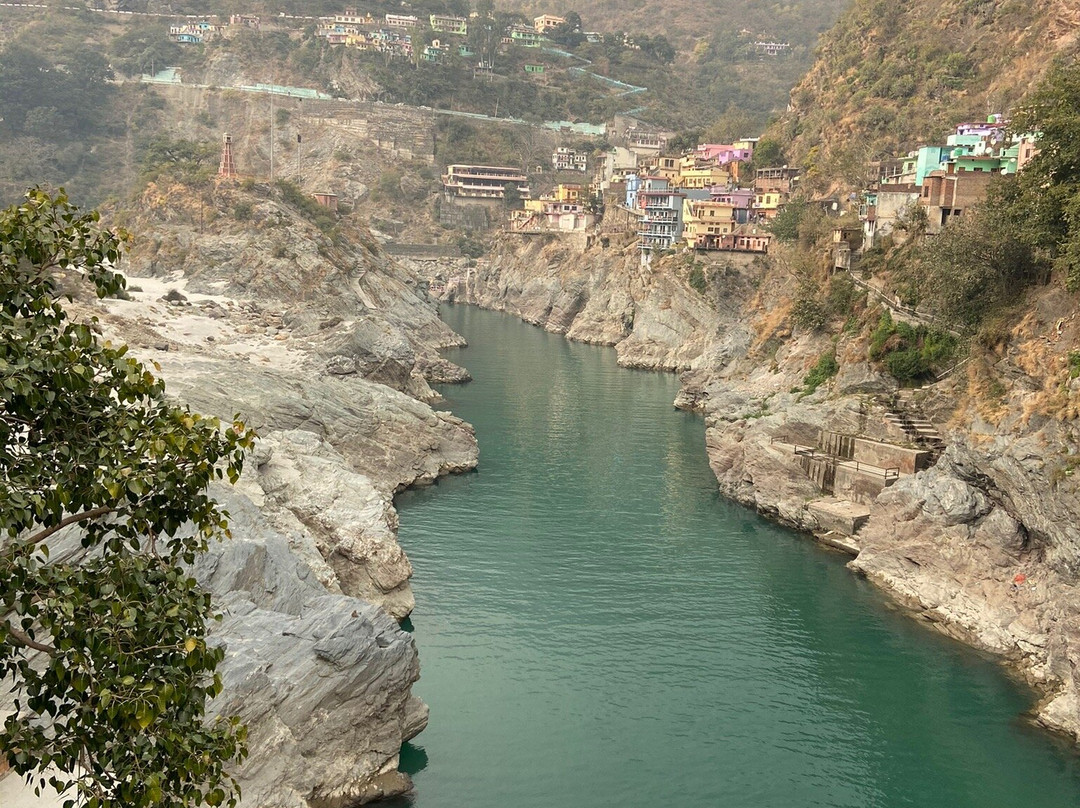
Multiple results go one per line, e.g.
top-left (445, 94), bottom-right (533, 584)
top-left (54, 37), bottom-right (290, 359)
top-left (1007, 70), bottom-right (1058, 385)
top-left (0, 191), bottom-right (254, 807)
top-left (868, 310), bottom-right (957, 383)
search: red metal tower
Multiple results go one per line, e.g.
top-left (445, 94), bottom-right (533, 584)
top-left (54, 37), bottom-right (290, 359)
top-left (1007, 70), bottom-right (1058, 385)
top-left (218, 133), bottom-right (238, 179)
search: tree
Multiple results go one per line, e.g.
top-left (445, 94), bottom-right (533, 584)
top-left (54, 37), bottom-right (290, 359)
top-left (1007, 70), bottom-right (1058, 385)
top-left (748, 137), bottom-right (784, 173)
top-left (914, 196), bottom-right (1042, 329)
top-left (1008, 59), bottom-right (1080, 289)
top-left (502, 181), bottom-right (522, 209)
top-left (667, 128), bottom-right (703, 153)
top-left (0, 42), bottom-right (114, 140)
top-left (0, 190), bottom-right (254, 807)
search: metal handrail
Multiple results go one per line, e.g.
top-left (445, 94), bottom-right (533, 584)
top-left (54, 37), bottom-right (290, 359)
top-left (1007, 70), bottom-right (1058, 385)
top-left (786, 442), bottom-right (900, 481)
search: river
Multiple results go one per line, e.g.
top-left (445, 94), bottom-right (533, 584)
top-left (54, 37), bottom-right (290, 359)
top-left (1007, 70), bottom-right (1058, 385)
top-left (391, 304), bottom-right (1080, 808)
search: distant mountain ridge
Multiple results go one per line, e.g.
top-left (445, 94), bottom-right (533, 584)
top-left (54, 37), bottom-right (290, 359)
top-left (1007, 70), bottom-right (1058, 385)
top-left (495, 0), bottom-right (852, 129)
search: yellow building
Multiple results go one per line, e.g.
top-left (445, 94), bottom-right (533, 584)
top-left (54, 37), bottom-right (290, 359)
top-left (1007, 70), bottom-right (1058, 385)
top-left (754, 191), bottom-right (785, 219)
top-left (649, 157), bottom-right (680, 184)
top-left (682, 200), bottom-right (736, 249)
top-left (554, 183), bottom-right (584, 203)
top-left (677, 165), bottom-right (730, 190)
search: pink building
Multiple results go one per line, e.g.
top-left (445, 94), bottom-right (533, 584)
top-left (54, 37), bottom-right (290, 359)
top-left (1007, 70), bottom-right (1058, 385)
top-left (695, 144), bottom-right (754, 165)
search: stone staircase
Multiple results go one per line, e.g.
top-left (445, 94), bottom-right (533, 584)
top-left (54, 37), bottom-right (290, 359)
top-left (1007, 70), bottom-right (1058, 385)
top-left (880, 390), bottom-right (947, 463)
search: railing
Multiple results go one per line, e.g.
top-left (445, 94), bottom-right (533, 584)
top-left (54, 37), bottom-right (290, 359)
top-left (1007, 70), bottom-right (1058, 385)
top-left (785, 442), bottom-right (899, 482)
top-left (843, 269), bottom-right (962, 338)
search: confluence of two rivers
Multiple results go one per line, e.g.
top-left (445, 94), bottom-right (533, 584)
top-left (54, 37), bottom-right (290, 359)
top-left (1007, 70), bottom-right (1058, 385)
top-left (390, 304), bottom-right (1080, 807)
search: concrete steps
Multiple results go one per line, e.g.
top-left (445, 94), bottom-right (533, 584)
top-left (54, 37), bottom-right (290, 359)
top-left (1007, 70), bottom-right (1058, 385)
top-left (881, 393), bottom-right (946, 462)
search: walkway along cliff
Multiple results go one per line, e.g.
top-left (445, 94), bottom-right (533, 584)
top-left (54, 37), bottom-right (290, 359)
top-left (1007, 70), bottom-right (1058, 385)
top-left (423, 230), bottom-right (1080, 745)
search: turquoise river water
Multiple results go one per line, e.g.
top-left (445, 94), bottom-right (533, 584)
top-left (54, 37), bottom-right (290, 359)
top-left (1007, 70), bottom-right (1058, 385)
top-left (390, 304), bottom-right (1080, 808)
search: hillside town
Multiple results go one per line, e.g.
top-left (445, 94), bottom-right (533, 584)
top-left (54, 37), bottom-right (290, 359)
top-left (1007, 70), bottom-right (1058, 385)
top-left (438, 109), bottom-right (1041, 267)
top-left (858, 114), bottom-right (1040, 243)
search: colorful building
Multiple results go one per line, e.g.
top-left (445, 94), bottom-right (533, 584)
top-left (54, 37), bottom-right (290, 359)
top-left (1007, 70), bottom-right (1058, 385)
top-left (508, 25), bottom-right (544, 47)
top-left (169, 22), bottom-right (220, 43)
top-left (694, 144), bottom-right (754, 165)
top-left (709, 188), bottom-right (755, 224)
top-left (677, 164), bottom-right (730, 190)
top-left (624, 174), bottom-right (642, 209)
top-left (754, 190), bottom-right (784, 218)
top-left (553, 184), bottom-right (584, 204)
top-left (683, 199), bottom-right (736, 250)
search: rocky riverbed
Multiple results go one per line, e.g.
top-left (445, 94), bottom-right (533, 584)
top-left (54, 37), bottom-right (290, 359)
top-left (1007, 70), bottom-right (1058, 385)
top-left (2, 186), bottom-right (478, 806)
top-left (430, 233), bottom-right (1080, 744)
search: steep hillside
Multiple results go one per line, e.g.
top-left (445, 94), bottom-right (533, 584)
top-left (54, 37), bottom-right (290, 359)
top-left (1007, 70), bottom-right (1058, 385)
top-left (498, 0), bottom-right (852, 128)
top-left (777, 0), bottom-right (1080, 188)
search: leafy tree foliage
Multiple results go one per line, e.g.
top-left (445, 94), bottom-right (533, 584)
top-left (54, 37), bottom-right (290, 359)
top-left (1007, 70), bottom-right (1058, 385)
top-left (109, 24), bottom-right (183, 78)
top-left (868, 311), bottom-right (957, 382)
top-left (748, 137), bottom-right (784, 173)
top-left (138, 137), bottom-right (218, 186)
top-left (0, 190), bottom-right (254, 807)
top-left (913, 189), bottom-right (1044, 329)
top-left (769, 199), bottom-right (808, 243)
top-left (0, 43), bottom-right (114, 141)
top-left (667, 129), bottom-right (704, 153)
top-left (1009, 59), bottom-right (1080, 290)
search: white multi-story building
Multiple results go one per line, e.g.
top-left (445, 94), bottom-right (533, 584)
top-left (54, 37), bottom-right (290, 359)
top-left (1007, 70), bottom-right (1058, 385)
top-left (442, 165), bottom-right (531, 201)
top-left (552, 147), bottom-right (588, 173)
top-left (385, 14), bottom-right (420, 28)
top-left (637, 177), bottom-right (684, 252)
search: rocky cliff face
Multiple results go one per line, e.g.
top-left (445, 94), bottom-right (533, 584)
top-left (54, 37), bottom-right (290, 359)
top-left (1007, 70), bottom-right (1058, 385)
top-left (435, 233), bottom-right (1080, 744)
top-left (442, 234), bottom-right (763, 373)
top-left (25, 185), bottom-right (481, 805)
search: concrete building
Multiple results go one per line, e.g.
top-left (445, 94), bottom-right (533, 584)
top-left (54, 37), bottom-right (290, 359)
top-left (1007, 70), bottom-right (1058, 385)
top-left (533, 14), bottom-right (566, 33)
top-left (754, 41), bottom-right (790, 56)
top-left (710, 187), bottom-right (755, 224)
top-left (553, 184), bottom-right (584, 204)
top-left (442, 165), bottom-right (531, 201)
top-left (624, 126), bottom-right (671, 157)
top-left (331, 9), bottom-right (374, 25)
top-left (601, 147), bottom-right (639, 188)
top-left (694, 144), bottom-right (754, 165)
top-left (919, 168), bottom-right (994, 234)
top-left (170, 22), bottom-right (220, 43)
top-left (754, 166), bottom-right (799, 194)
top-left (385, 14), bottom-right (419, 28)
top-left (753, 190), bottom-right (785, 219)
top-left (677, 164), bottom-right (730, 190)
top-left (638, 177), bottom-right (685, 252)
top-left (229, 14), bottom-right (261, 29)
top-left (553, 147), bottom-right (588, 173)
top-left (624, 174), bottom-right (642, 209)
top-left (430, 14), bottom-right (468, 35)
top-left (508, 25), bottom-right (544, 47)
top-left (860, 185), bottom-right (921, 245)
top-left (683, 199), bottom-right (736, 250)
